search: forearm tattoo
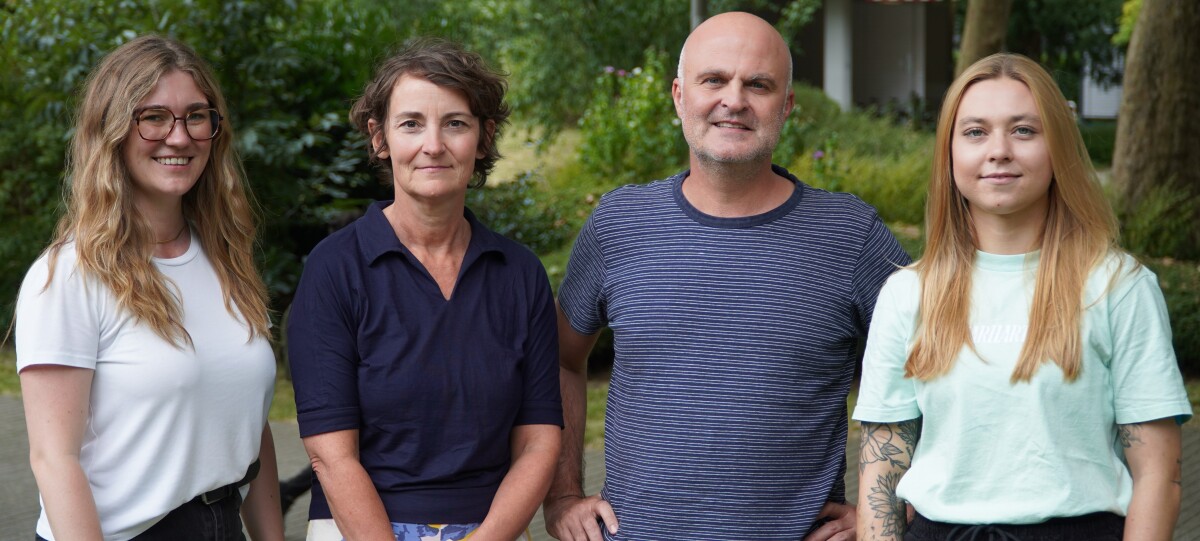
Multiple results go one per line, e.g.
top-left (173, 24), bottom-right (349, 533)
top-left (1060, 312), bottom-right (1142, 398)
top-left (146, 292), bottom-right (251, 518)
top-left (859, 419), bottom-right (921, 539)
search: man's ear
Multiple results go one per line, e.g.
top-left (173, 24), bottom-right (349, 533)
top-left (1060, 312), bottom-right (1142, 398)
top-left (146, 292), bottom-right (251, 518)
top-left (672, 78), bottom-right (685, 119)
top-left (368, 118), bottom-right (389, 159)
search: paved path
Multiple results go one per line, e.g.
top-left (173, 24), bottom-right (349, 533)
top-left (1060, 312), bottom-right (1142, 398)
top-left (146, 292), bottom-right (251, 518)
top-left (0, 394), bottom-right (1196, 540)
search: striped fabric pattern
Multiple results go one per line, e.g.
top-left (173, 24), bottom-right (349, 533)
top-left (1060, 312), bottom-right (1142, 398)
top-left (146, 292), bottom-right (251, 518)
top-left (558, 166), bottom-right (910, 540)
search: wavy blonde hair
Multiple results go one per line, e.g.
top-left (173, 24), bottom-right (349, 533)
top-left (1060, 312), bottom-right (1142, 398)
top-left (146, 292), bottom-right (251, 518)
top-left (906, 53), bottom-right (1120, 383)
top-left (45, 35), bottom-right (269, 347)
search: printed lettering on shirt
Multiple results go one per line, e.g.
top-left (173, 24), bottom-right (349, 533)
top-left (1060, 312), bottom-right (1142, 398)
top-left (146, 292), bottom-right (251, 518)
top-left (970, 324), bottom-right (1028, 344)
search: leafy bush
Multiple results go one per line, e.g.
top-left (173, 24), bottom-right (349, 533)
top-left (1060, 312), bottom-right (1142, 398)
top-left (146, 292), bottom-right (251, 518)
top-left (778, 85), bottom-right (934, 224)
top-left (466, 173), bottom-right (577, 255)
top-left (0, 0), bottom-right (405, 329)
top-left (1145, 259), bottom-right (1200, 377)
top-left (1079, 120), bottom-right (1117, 167)
top-left (577, 48), bottom-right (689, 185)
top-left (1117, 182), bottom-right (1200, 261)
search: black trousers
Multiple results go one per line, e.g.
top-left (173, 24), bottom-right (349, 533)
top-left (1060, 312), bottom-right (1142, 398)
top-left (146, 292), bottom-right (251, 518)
top-left (37, 490), bottom-right (245, 541)
top-left (904, 512), bottom-right (1124, 541)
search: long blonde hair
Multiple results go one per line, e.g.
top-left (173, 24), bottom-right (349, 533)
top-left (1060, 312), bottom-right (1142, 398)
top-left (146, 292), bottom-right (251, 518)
top-left (46, 35), bottom-right (269, 347)
top-left (906, 53), bottom-right (1119, 383)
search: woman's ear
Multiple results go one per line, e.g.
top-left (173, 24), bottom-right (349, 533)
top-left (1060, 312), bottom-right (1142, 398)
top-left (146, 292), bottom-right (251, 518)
top-left (368, 118), bottom-right (389, 159)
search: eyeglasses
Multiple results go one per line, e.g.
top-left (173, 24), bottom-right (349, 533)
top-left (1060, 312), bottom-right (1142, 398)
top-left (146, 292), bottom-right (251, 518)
top-left (133, 107), bottom-right (222, 141)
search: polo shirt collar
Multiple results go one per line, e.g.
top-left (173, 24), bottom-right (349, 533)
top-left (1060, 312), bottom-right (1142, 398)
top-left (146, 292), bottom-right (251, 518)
top-left (358, 201), bottom-right (508, 266)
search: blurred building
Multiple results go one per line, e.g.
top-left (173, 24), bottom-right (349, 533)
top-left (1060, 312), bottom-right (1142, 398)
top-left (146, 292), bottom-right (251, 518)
top-left (792, 0), bottom-right (954, 115)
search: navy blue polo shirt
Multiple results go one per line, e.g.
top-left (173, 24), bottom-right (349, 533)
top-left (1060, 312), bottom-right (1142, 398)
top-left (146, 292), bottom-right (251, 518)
top-left (287, 201), bottom-right (562, 523)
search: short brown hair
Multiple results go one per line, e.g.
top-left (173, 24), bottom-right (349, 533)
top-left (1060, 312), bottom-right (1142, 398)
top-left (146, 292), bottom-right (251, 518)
top-left (350, 37), bottom-right (510, 188)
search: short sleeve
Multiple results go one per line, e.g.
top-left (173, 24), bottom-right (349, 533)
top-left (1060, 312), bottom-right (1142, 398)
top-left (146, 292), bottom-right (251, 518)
top-left (853, 271), bottom-right (922, 423)
top-left (514, 261), bottom-right (564, 427)
top-left (287, 246), bottom-right (363, 438)
top-left (851, 217), bottom-right (912, 334)
top-left (16, 250), bottom-right (103, 371)
top-left (1107, 268), bottom-right (1192, 425)
top-left (557, 212), bottom-right (608, 336)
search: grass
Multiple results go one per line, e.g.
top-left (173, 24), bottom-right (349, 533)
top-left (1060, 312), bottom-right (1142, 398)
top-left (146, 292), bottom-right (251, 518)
top-left (0, 347), bottom-right (17, 396)
top-left (585, 379), bottom-right (609, 450)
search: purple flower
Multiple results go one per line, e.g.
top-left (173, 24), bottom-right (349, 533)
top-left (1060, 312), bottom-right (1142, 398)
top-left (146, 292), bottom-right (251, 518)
top-left (813, 150), bottom-right (825, 159)
top-left (604, 66), bottom-right (615, 74)
top-left (617, 69), bottom-right (627, 77)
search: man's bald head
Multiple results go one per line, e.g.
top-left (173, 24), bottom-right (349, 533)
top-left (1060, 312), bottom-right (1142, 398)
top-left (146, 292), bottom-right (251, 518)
top-left (676, 12), bottom-right (792, 84)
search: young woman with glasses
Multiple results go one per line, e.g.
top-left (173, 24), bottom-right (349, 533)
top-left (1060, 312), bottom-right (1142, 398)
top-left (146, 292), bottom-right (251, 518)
top-left (15, 35), bottom-right (284, 540)
top-left (854, 53), bottom-right (1191, 540)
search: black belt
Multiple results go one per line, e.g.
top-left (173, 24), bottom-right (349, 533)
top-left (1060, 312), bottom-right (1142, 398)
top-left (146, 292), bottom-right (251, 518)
top-left (198, 459), bottom-right (261, 505)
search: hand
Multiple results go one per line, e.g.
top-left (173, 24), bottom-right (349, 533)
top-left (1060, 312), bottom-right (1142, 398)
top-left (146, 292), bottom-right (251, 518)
top-left (803, 501), bottom-right (856, 541)
top-left (543, 493), bottom-right (618, 541)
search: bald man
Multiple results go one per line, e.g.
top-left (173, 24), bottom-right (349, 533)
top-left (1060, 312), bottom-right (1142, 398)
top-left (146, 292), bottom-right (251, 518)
top-left (544, 12), bottom-right (910, 541)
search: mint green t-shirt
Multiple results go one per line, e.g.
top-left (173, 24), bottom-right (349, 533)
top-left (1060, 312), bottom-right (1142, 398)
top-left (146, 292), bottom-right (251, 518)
top-left (853, 251), bottom-right (1192, 524)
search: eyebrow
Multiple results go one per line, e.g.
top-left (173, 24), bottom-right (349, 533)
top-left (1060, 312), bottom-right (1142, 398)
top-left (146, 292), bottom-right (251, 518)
top-left (695, 70), bottom-right (778, 86)
top-left (391, 111), bottom-right (475, 122)
top-left (138, 102), bottom-right (211, 112)
top-left (958, 114), bottom-right (1041, 127)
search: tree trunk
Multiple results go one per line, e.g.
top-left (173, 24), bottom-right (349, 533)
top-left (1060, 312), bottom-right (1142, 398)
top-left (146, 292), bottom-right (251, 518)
top-left (691, 0), bottom-right (707, 29)
top-left (956, 0), bottom-right (1013, 76)
top-left (1112, 0), bottom-right (1200, 259)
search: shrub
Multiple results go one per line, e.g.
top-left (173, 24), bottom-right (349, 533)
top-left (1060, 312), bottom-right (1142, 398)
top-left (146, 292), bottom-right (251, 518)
top-left (466, 173), bottom-right (577, 255)
top-left (1144, 259), bottom-right (1200, 377)
top-left (1079, 120), bottom-right (1117, 167)
top-left (778, 85), bottom-right (933, 224)
top-left (577, 48), bottom-right (688, 185)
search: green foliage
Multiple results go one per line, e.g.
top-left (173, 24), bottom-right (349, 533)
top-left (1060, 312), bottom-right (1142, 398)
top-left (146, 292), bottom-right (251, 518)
top-left (578, 49), bottom-right (688, 184)
top-left (466, 173), bottom-right (576, 255)
top-left (1005, 0), bottom-right (1127, 102)
top-left (1079, 120), bottom-right (1117, 167)
top-left (779, 85), bottom-right (933, 224)
top-left (1112, 0), bottom-right (1142, 47)
top-left (0, 0), bottom-right (407, 328)
top-left (1117, 183), bottom-right (1200, 261)
top-left (1145, 259), bottom-right (1200, 377)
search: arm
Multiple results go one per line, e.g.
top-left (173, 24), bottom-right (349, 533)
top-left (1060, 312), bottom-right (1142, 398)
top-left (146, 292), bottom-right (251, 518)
top-left (303, 429), bottom-right (394, 541)
top-left (241, 424), bottom-right (285, 541)
top-left (472, 424), bottom-right (562, 540)
top-left (857, 419), bottom-right (921, 541)
top-left (1120, 419), bottom-right (1182, 541)
top-left (543, 304), bottom-right (617, 541)
top-left (21, 365), bottom-right (104, 541)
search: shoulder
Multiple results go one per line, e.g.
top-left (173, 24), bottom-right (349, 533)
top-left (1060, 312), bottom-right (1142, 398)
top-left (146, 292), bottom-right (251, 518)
top-left (1088, 251), bottom-right (1157, 300)
top-left (795, 183), bottom-right (882, 225)
top-left (592, 175), bottom-right (680, 217)
top-left (20, 242), bottom-right (86, 294)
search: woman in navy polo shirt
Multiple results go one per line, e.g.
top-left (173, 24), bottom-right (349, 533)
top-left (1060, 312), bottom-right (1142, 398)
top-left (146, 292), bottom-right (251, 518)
top-left (288, 38), bottom-right (563, 541)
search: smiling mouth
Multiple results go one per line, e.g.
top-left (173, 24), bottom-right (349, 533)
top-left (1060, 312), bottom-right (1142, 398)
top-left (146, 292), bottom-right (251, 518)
top-left (713, 122), bottom-right (750, 130)
top-left (154, 157), bottom-right (192, 166)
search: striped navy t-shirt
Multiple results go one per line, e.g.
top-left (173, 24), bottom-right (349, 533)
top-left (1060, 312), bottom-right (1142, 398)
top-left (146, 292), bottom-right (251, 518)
top-left (559, 166), bottom-right (911, 540)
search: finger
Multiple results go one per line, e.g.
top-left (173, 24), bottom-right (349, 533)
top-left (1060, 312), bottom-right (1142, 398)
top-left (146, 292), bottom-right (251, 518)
top-left (594, 500), bottom-right (619, 535)
top-left (578, 515), bottom-right (606, 541)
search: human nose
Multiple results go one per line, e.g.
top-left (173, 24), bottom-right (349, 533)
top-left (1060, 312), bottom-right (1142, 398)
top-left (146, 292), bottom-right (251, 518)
top-left (986, 134), bottom-right (1012, 162)
top-left (420, 125), bottom-right (445, 155)
top-left (719, 82), bottom-right (749, 111)
top-left (162, 118), bottom-right (192, 146)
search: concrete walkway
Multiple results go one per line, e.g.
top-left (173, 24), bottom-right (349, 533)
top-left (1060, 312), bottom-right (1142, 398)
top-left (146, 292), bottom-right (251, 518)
top-left (0, 394), bottom-right (1195, 540)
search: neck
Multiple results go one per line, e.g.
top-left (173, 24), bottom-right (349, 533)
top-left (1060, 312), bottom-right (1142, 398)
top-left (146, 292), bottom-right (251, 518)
top-left (970, 208), bottom-right (1047, 255)
top-left (681, 159), bottom-right (792, 218)
top-left (136, 197), bottom-right (190, 258)
top-left (383, 196), bottom-right (470, 253)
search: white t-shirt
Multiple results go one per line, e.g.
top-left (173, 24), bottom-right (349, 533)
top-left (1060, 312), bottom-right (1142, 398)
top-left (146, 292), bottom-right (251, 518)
top-left (854, 251), bottom-right (1192, 524)
top-left (16, 232), bottom-right (275, 540)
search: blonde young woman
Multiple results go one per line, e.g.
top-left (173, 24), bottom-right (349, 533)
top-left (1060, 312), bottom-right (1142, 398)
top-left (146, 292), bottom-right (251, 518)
top-left (854, 53), bottom-right (1191, 541)
top-left (16, 35), bottom-right (284, 541)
